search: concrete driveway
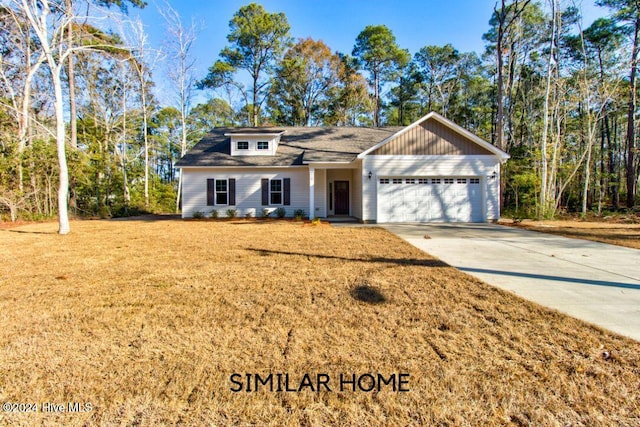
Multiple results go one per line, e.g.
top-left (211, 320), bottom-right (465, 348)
top-left (381, 223), bottom-right (640, 341)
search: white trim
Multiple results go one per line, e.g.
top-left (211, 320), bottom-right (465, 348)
top-left (177, 165), bottom-right (307, 169)
top-left (365, 155), bottom-right (498, 160)
top-left (302, 161), bottom-right (354, 165)
top-left (213, 178), bottom-right (229, 206)
top-left (357, 111), bottom-right (510, 162)
top-left (224, 131), bottom-right (286, 137)
top-left (269, 178), bottom-right (283, 205)
top-left (309, 167), bottom-right (315, 218)
top-left (302, 161), bottom-right (359, 169)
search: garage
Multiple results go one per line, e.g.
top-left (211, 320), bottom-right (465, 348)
top-left (377, 177), bottom-right (484, 223)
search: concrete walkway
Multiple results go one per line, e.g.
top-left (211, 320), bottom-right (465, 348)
top-left (381, 223), bottom-right (640, 341)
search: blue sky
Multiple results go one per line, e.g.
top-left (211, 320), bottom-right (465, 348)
top-left (132, 0), bottom-right (609, 104)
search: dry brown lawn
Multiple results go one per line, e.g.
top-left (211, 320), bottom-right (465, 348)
top-left (1, 219), bottom-right (639, 426)
top-left (501, 219), bottom-right (640, 250)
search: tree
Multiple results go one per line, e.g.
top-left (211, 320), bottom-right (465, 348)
top-left (352, 25), bottom-right (409, 127)
top-left (387, 61), bottom-right (421, 125)
top-left (485, 0), bottom-right (533, 152)
top-left (159, 1), bottom-right (200, 212)
top-left (63, 0), bottom-right (145, 212)
top-left (125, 17), bottom-right (160, 209)
top-left (269, 38), bottom-right (341, 126)
top-left (597, 0), bottom-right (640, 208)
top-left (325, 53), bottom-right (373, 126)
top-left (198, 3), bottom-right (291, 127)
top-left (414, 44), bottom-right (461, 118)
top-left (14, 0), bottom-right (85, 233)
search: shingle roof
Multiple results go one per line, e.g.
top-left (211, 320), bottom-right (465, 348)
top-left (175, 126), bottom-right (403, 167)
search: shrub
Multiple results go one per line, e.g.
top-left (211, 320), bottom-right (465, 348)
top-left (311, 217), bottom-right (322, 225)
top-left (261, 208), bottom-right (271, 218)
top-left (294, 209), bottom-right (305, 220)
top-left (210, 209), bottom-right (218, 219)
top-left (226, 208), bottom-right (237, 219)
top-left (275, 207), bottom-right (286, 218)
top-left (245, 211), bottom-right (253, 219)
top-left (192, 211), bottom-right (205, 219)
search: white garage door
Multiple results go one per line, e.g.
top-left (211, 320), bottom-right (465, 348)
top-left (377, 177), bottom-right (484, 223)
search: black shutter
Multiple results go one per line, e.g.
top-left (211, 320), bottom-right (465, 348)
top-left (206, 179), bottom-right (215, 206)
top-left (283, 178), bottom-right (291, 206)
top-left (261, 179), bottom-right (269, 205)
top-left (228, 179), bottom-right (236, 206)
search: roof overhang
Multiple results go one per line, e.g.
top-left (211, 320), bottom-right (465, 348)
top-left (357, 112), bottom-right (510, 163)
top-left (223, 131), bottom-right (286, 137)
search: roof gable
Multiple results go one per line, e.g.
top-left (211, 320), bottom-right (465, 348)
top-left (358, 112), bottom-right (509, 161)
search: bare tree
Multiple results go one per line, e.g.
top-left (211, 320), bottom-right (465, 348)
top-left (159, 2), bottom-right (200, 213)
top-left (125, 17), bottom-right (162, 209)
top-left (15, 0), bottom-right (78, 234)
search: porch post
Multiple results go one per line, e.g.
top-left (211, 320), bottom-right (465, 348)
top-left (309, 167), bottom-right (315, 219)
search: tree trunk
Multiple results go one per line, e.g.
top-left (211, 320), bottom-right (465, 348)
top-left (66, 0), bottom-right (77, 214)
top-left (625, 19), bottom-right (639, 208)
top-left (496, 0), bottom-right (506, 153)
top-left (252, 72), bottom-right (259, 126)
top-left (52, 65), bottom-right (71, 234)
top-left (374, 69), bottom-right (380, 127)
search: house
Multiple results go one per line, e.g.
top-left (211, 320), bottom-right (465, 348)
top-left (175, 112), bottom-right (509, 223)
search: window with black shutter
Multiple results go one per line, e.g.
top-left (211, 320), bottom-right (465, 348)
top-left (262, 178), bottom-right (291, 206)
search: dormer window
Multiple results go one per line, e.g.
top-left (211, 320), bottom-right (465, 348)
top-left (226, 130), bottom-right (285, 156)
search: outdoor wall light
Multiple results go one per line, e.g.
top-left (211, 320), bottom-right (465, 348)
top-left (489, 171), bottom-right (497, 180)
top-left (368, 171), bottom-right (372, 180)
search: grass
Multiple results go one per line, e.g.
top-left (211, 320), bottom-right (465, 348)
top-left (1, 219), bottom-right (639, 426)
top-left (500, 219), bottom-right (640, 250)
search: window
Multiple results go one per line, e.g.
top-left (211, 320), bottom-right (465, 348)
top-left (215, 179), bottom-right (228, 205)
top-left (379, 178), bottom-right (390, 184)
top-left (207, 178), bottom-right (235, 206)
top-left (257, 141), bottom-right (269, 150)
top-left (457, 178), bottom-right (467, 184)
top-left (237, 141), bottom-right (249, 150)
top-left (262, 178), bottom-right (289, 206)
top-left (470, 178), bottom-right (480, 184)
top-left (418, 178), bottom-right (428, 184)
top-left (270, 179), bottom-right (282, 205)
top-left (405, 178), bottom-right (416, 184)
top-left (392, 178), bottom-right (402, 184)
top-left (431, 178), bottom-right (442, 184)
top-left (444, 178), bottom-right (455, 184)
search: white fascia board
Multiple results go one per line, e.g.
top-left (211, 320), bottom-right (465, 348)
top-left (365, 155), bottom-right (499, 160)
top-left (177, 165), bottom-right (306, 169)
top-left (223, 131), bottom-right (286, 137)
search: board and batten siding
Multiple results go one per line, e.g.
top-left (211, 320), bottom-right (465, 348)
top-left (362, 156), bottom-right (501, 222)
top-left (181, 167), bottom-right (309, 218)
top-left (371, 120), bottom-right (493, 156)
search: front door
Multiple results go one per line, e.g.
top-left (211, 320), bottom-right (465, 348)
top-left (334, 181), bottom-right (349, 215)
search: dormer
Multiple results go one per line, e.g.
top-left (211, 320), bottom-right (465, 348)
top-left (225, 130), bottom-right (286, 156)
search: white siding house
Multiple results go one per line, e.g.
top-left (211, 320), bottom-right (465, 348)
top-left (176, 112), bottom-right (509, 222)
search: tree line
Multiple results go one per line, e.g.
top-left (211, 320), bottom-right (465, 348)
top-left (0, 0), bottom-right (638, 233)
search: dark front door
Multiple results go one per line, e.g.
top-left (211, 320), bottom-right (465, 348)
top-left (334, 181), bottom-right (349, 215)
